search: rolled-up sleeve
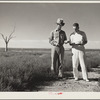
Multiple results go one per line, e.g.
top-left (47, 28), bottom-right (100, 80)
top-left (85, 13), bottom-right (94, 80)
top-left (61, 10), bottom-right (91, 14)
top-left (49, 31), bottom-right (54, 45)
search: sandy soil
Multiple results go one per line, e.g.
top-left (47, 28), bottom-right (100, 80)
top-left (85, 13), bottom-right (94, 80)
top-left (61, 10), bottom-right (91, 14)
top-left (37, 68), bottom-right (100, 92)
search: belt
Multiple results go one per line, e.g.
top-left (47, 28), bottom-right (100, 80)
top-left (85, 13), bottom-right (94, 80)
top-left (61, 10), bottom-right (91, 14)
top-left (73, 44), bottom-right (83, 46)
top-left (55, 45), bottom-right (63, 47)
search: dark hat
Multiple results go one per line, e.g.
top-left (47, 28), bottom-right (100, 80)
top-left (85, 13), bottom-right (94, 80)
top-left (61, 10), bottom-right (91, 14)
top-left (73, 23), bottom-right (79, 27)
top-left (56, 18), bottom-right (65, 26)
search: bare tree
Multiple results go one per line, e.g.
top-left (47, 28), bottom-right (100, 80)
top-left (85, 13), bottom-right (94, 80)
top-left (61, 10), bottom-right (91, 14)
top-left (0, 26), bottom-right (15, 52)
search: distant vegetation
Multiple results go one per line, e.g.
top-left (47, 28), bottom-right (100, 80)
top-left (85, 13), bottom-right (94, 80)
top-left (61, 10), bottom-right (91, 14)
top-left (0, 48), bottom-right (100, 91)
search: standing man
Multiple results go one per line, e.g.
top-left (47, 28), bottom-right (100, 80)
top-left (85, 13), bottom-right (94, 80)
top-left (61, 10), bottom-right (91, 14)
top-left (49, 18), bottom-right (67, 78)
top-left (69, 23), bottom-right (89, 82)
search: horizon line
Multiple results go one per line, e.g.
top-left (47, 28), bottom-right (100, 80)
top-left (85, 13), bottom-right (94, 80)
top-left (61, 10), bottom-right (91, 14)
top-left (0, 47), bottom-right (100, 50)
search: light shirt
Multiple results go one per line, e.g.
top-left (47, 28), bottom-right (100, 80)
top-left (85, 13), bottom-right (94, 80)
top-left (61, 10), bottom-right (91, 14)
top-left (71, 32), bottom-right (83, 44)
top-left (70, 30), bottom-right (87, 45)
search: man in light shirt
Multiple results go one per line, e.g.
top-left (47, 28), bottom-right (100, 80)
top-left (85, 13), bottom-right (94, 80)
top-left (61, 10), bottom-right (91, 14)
top-left (49, 18), bottom-right (67, 79)
top-left (69, 23), bottom-right (89, 82)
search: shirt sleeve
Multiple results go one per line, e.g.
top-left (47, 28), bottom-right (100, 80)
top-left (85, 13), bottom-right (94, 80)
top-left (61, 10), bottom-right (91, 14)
top-left (83, 32), bottom-right (88, 44)
top-left (69, 34), bottom-right (73, 45)
top-left (64, 32), bottom-right (67, 41)
top-left (49, 31), bottom-right (54, 45)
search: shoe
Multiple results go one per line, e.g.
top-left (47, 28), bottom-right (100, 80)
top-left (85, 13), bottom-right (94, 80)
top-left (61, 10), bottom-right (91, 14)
top-left (58, 70), bottom-right (63, 78)
top-left (75, 78), bottom-right (78, 81)
top-left (51, 67), bottom-right (54, 71)
top-left (83, 79), bottom-right (89, 82)
top-left (85, 79), bottom-right (89, 82)
top-left (58, 74), bottom-right (63, 78)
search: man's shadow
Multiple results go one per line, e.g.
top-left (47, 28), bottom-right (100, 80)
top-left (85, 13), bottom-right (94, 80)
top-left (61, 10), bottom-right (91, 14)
top-left (89, 78), bottom-right (99, 82)
top-left (63, 71), bottom-right (99, 82)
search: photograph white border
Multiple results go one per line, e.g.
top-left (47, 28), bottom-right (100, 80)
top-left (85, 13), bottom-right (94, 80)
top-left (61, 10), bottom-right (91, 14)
top-left (0, 1), bottom-right (100, 99)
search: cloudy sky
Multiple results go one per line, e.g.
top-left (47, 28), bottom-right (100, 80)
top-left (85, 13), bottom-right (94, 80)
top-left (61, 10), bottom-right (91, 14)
top-left (0, 2), bottom-right (100, 49)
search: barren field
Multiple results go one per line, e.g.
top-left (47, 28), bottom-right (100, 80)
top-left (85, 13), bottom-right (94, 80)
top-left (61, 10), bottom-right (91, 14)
top-left (0, 48), bottom-right (100, 91)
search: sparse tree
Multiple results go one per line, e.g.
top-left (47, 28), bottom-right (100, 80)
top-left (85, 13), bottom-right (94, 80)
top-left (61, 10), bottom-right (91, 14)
top-left (0, 26), bottom-right (15, 52)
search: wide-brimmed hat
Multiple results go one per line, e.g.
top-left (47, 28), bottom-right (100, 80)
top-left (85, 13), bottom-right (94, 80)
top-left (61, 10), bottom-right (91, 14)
top-left (56, 18), bottom-right (65, 26)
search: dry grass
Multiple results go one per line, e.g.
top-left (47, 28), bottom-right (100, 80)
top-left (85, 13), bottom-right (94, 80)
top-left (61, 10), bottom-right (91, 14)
top-left (0, 48), bottom-right (100, 91)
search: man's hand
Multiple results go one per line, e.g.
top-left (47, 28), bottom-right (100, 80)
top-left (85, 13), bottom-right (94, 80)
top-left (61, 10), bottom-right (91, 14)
top-left (75, 41), bottom-right (84, 45)
top-left (64, 40), bottom-right (70, 44)
top-left (51, 41), bottom-right (59, 46)
top-left (70, 43), bottom-right (76, 45)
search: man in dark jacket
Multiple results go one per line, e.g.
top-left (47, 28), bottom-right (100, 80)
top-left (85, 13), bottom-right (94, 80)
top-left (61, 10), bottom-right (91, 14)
top-left (49, 18), bottom-right (67, 78)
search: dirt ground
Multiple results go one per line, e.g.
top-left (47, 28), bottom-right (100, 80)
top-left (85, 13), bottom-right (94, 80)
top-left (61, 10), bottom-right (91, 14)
top-left (36, 68), bottom-right (100, 92)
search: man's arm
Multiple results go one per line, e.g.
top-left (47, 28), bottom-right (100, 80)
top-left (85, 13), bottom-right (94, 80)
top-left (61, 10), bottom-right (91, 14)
top-left (82, 32), bottom-right (88, 45)
top-left (64, 32), bottom-right (69, 44)
top-left (49, 31), bottom-right (54, 45)
top-left (49, 31), bottom-right (58, 46)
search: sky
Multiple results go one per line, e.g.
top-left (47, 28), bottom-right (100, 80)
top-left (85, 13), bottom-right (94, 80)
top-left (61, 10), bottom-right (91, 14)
top-left (0, 2), bottom-right (100, 49)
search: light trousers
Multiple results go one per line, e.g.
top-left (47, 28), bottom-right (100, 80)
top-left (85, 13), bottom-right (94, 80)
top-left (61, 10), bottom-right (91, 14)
top-left (51, 46), bottom-right (64, 77)
top-left (72, 45), bottom-right (88, 80)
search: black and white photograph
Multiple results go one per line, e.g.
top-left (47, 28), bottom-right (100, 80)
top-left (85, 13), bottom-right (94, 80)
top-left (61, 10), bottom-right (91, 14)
top-left (0, 0), bottom-right (100, 99)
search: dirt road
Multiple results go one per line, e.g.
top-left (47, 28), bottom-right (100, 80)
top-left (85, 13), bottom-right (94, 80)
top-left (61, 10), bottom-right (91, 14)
top-left (37, 68), bottom-right (100, 92)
